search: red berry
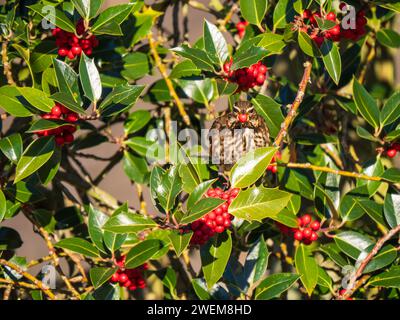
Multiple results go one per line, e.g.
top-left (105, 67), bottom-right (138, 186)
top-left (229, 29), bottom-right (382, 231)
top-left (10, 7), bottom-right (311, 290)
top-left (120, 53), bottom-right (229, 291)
top-left (64, 133), bottom-right (74, 144)
top-left (51, 106), bottom-right (62, 117)
top-left (326, 12), bottom-right (336, 21)
top-left (66, 113), bottom-right (79, 123)
top-left (215, 226), bottom-right (225, 233)
top-left (238, 113), bottom-right (248, 123)
top-left (271, 166), bottom-right (278, 174)
top-left (256, 74), bottom-right (266, 85)
top-left (258, 64), bottom-right (267, 74)
top-left (302, 228), bottom-right (312, 239)
top-left (303, 9), bottom-right (312, 19)
top-left (110, 273), bottom-right (119, 283)
top-left (310, 231), bottom-right (318, 242)
top-left (67, 50), bottom-right (76, 59)
top-left (297, 217), bottom-right (303, 227)
top-left (119, 273), bottom-right (128, 283)
top-left (329, 24), bottom-right (341, 36)
top-left (215, 215), bottom-right (224, 226)
top-left (387, 148), bottom-right (397, 158)
top-left (223, 63), bottom-right (231, 73)
top-left (294, 230), bottom-right (303, 241)
top-left (58, 48), bottom-right (68, 57)
top-left (310, 220), bottom-right (321, 231)
top-left (55, 136), bottom-right (64, 146)
top-left (301, 214), bottom-right (312, 226)
top-left (71, 46), bottom-right (82, 56)
top-left (236, 22), bottom-right (246, 32)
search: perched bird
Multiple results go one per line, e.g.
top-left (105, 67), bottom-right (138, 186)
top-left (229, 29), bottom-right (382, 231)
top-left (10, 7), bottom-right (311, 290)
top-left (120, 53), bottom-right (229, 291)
top-left (209, 100), bottom-right (270, 172)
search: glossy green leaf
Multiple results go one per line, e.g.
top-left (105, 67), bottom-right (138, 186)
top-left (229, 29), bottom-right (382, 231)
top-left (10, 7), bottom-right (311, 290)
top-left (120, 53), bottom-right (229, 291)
top-left (88, 205), bottom-right (109, 254)
top-left (17, 87), bottom-right (54, 112)
top-left (353, 78), bottom-right (380, 129)
top-left (187, 179), bottom-right (217, 209)
top-left (0, 86), bottom-right (33, 117)
top-left (125, 239), bottom-right (164, 269)
top-left (229, 186), bottom-right (292, 221)
top-left (15, 137), bottom-right (55, 183)
top-left (168, 230), bottom-right (193, 257)
top-left (363, 245), bottom-right (398, 274)
top-left (157, 166), bottom-right (182, 213)
top-left (368, 266), bottom-right (400, 288)
top-left (320, 40), bottom-right (341, 85)
top-left (273, 0), bottom-right (296, 29)
top-left (201, 231), bottom-right (232, 288)
top-left (384, 187), bottom-right (400, 228)
top-left (121, 52), bottom-right (149, 81)
top-left (123, 152), bottom-right (149, 184)
top-left (377, 29), bottom-right (400, 48)
top-left (380, 91), bottom-right (400, 127)
top-left (26, 119), bottom-right (74, 133)
top-left (251, 94), bottom-right (284, 138)
top-left (102, 210), bottom-right (156, 234)
top-left (79, 53), bottom-right (102, 102)
top-left (55, 237), bottom-right (100, 258)
top-left (91, 4), bottom-right (133, 35)
top-left (298, 31), bottom-right (319, 57)
top-left (53, 59), bottom-right (81, 105)
top-left (334, 231), bottom-right (374, 260)
top-left (103, 204), bottom-right (128, 253)
top-left (203, 20), bottom-right (229, 66)
top-left (0, 190), bottom-right (6, 223)
top-left (181, 198), bottom-right (225, 224)
top-left (245, 235), bottom-right (270, 284)
top-left (231, 46), bottom-right (269, 70)
top-left (72, 0), bottom-right (103, 19)
top-left (177, 78), bottom-right (214, 105)
top-left (381, 168), bottom-right (400, 183)
top-left (239, 0), bottom-right (268, 27)
top-left (171, 45), bottom-right (215, 72)
top-left (124, 110), bottom-right (151, 134)
top-left (230, 147), bottom-right (277, 188)
top-left (0, 133), bottom-right (23, 163)
top-left (255, 273), bottom-right (300, 300)
top-left (295, 244), bottom-right (318, 296)
top-left (90, 267), bottom-right (117, 289)
top-left (169, 60), bottom-right (201, 79)
top-left (29, 4), bottom-right (75, 32)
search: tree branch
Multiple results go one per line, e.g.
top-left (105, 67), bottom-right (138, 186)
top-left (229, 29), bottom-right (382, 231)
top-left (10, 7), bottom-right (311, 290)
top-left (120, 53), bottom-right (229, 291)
top-left (340, 224), bottom-right (400, 300)
top-left (274, 60), bottom-right (313, 147)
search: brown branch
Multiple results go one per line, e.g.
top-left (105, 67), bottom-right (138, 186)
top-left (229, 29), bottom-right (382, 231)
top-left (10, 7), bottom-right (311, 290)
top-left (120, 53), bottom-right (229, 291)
top-left (273, 162), bottom-right (389, 182)
top-left (274, 61), bottom-right (313, 147)
top-left (320, 144), bottom-right (344, 169)
top-left (1, 39), bottom-right (15, 85)
top-left (0, 278), bottom-right (38, 290)
top-left (148, 33), bottom-right (191, 126)
top-left (0, 259), bottom-right (56, 300)
top-left (340, 224), bottom-right (400, 300)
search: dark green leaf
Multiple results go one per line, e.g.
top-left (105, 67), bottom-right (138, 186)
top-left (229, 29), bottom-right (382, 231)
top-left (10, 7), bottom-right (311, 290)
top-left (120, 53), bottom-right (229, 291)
top-left (353, 78), bottom-right (380, 129)
top-left (90, 267), bottom-right (117, 289)
top-left (168, 230), bottom-right (193, 257)
top-left (29, 4), bottom-right (75, 32)
top-left (88, 205), bottom-right (109, 254)
top-left (255, 273), bottom-right (299, 300)
top-left (295, 244), bottom-right (318, 296)
top-left (171, 45), bottom-right (215, 72)
top-left (102, 210), bottom-right (156, 234)
top-left (377, 29), bottom-right (400, 48)
top-left (125, 239), bottom-right (164, 268)
top-left (79, 53), bottom-right (102, 102)
top-left (231, 46), bottom-right (269, 70)
top-left (0, 133), bottom-right (23, 163)
top-left (17, 87), bottom-right (54, 112)
top-left (55, 237), bottom-right (100, 258)
top-left (251, 94), bottom-right (284, 138)
top-left (380, 91), bottom-right (400, 127)
top-left (203, 19), bottom-right (229, 66)
top-left (320, 40), bottom-right (341, 85)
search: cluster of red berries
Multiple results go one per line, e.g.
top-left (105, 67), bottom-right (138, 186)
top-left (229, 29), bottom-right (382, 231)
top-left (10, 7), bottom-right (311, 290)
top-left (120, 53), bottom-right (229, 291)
top-left (52, 20), bottom-right (99, 59)
top-left (38, 104), bottom-right (78, 146)
top-left (223, 59), bottom-right (268, 92)
top-left (267, 151), bottom-right (281, 174)
top-left (277, 214), bottom-right (321, 245)
top-left (386, 143), bottom-right (400, 158)
top-left (110, 256), bottom-right (148, 291)
top-left (236, 20), bottom-right (249, 38)
top-left (301, 4), bottom-right (367, 46)
top-left (187, 188), bottom-right (239, 245)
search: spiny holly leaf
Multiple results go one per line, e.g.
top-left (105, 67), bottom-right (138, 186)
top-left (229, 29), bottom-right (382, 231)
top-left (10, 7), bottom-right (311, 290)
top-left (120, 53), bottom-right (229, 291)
top-left (200, 231), bottom-right (232, 288)
top-left (231, 46), bottom-right (269, 70)
top-left (230, 147), bottom-right (278, 188)
top-left (295, 244), bottom-right (318, 296)
top-left (29, 4), bottom-right (75, 33)
top-left (171, 45), bottom-right (215, 72)
top-left (229, 186), bottom-right (292, 221)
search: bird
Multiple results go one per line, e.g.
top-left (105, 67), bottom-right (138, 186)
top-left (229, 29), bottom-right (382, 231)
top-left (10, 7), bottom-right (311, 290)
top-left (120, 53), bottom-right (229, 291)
top-left (209, 100), bottom-right (270, 173)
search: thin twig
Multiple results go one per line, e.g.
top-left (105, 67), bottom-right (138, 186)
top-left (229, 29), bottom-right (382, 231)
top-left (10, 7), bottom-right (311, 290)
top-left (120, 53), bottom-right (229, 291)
top-left (274, 61), bottom-right (313, 147)
top-left (0, 259), bottom-right (56, 300)
top-left (340, 224), bottom-right (400, 300)
top-left (148, 33), bottom-right (191, 126)
top-left (1, 38), bottom-right (15, 85)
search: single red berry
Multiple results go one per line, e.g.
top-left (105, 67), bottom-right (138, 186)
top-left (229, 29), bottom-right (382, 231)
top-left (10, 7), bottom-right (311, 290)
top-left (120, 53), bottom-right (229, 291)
top-left (110, 273), bottom-right (120, 283)
top-left (329, 24), bottom-right (341, 36)
top-left (310, 220), bottom-right (321, 231)
top-left (58, 48), bottom-right (68, 57)
top-left (236, 22), bottom-right (246, 32)
top-left (215, 226), bottom-right (225, 233)
top-left (119, 273), bottom-right (128, 283)
top-left (301, 214), bottom-right (312, 226)
top-left (67, 50), bottom-right (76, 59)
top-left (294, 230), bottom-right (303, 241)
top-left (238, 113), bottom-right (248, 123)
top-left (51, 106), bottom-right (62, 117)
top-left (55, 136), bottom-right (64, 146)
top-left (223, 63), bottom-right (231, 73)
top-left (66, 113), bottom-right (79, 123)
top-left (297, 217), bottom-right (303, 227)
top-left (71, 46), bottom-right (82, 56)
top-left (271, 166), bottom-right (278, 174)
top-left (302, 227), bottom-right (312, 239)
top-left (256, 74), bottom-right (266, 85)
top-left (326, 12), bottom-right (336, 21)
top-left (303, 9), bottom-right (312, 19)
top-left (387, 148), bottom-right (397, 158)
top-left (258, 64), bottom-right (267, 74)
top-left (310, 231), bottom-right (318, 242)
top-left (64, 133), bottom-right (74, 144)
